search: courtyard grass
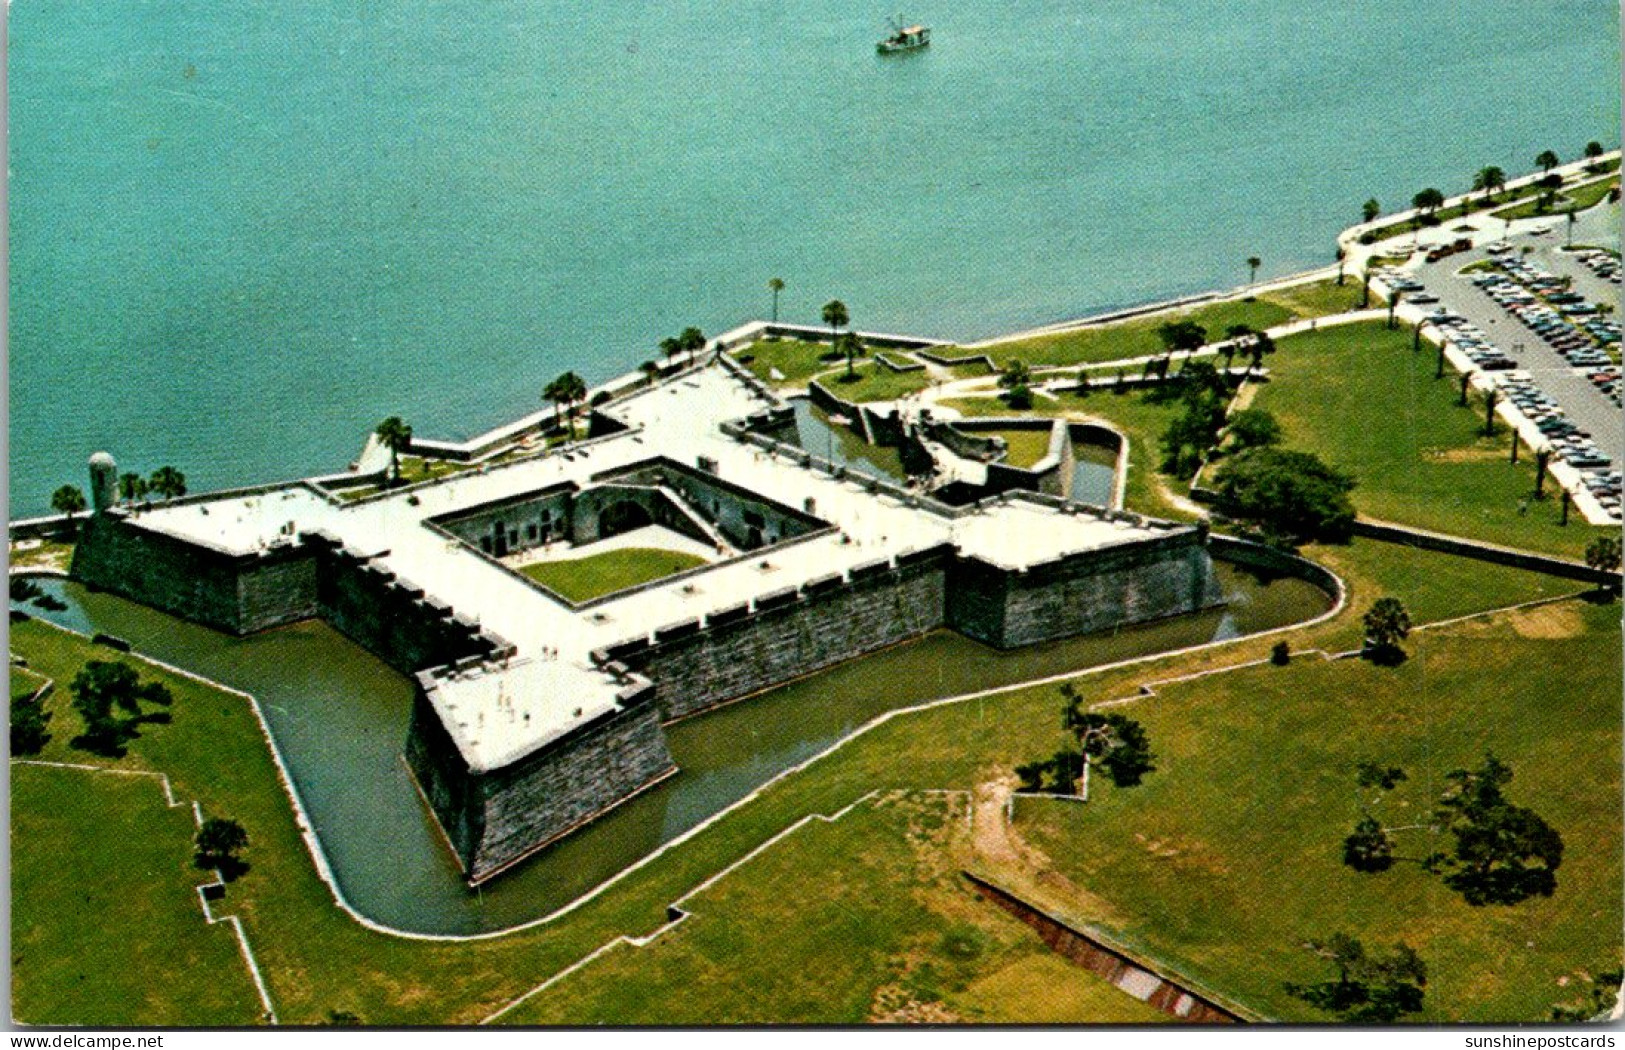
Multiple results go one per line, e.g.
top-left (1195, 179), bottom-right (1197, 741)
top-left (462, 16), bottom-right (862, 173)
top-left (8, 538), bottom-right (75, 572)
top-left (1009, 597), bottom-right (1622, 1022)
top-left (1247, 320), bottom-right (1609, 560)
top-left (991, 427), bottom-right (1057, 468)
top-left (11, 763), bottom-right (265, 1026)
top-left (501, 794), bottom-right (1167, 1024)
top-left (518, 548), bottom-right (710, 603)
top-left (5, 532), bottom-right (1597, 1025)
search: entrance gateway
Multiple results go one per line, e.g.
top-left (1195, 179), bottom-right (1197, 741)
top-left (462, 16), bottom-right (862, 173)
top-left (69, 353), bottom-right (1224, 884)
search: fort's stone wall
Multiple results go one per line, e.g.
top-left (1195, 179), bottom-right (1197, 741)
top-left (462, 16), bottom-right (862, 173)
top-left (947, 528), bottom-right (1222, 649)
top-left (406, 677), bottom-right (675, 882)
top-left (70, 513), bottom-right (316, 635)
top-left (604, 546), bottom-right (954, 720)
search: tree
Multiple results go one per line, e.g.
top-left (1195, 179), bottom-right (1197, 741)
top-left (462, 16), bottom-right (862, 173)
top-left (658, 335), bottom-right (683, 364)
top-left (1060, 684), bottom-right (1155, 800)
top-left (1270, 640), bottom-right (1291, 666)
top-left (1585, 535), bottom-right (1621, 593)
top-left (374, 417), bottom-right (413, 485)
top-left (1472, 165), bottom-right (1506, 203)
top-left (822, 299), bottom-right (850, 351)
top-left (1429, 753), bottom-right (1563, 906)
top-left (1284, 934), bottom-right (1427, 1022)
top-left (1536, 149), bottom-right (1560, 173)
top-left (1156, 319), bottom-right (1208, 356)
top-left (1226, 407), bottom-right (1282, 450)
top-left (1244, 329), bottom-right (1276, 378)
top-left (11, 684), bottom-right (52, 756)
top-left (51, 485), bottom-right (87, 529)
top-left (834, 330), bottom-right (864, 380)
top-left (1411, 187), bottom-right (1445, 219)
top-left (1246, 255), bottom-right (1261, 286)
top-left (195, 817), bottom-right (250, 882)
top-left (1584, 140), bottom-right (1606, 168)
top-left (679, 326), bottom-right (707, 359)
top-left (118, 472), bottom-right (148, 506)
top-left (544, 372), bottom-right (587, 438)
top-left (997, 359), bottom-right (1032, 390)
top-left (67, 660), bottom-right (173, 758)
top-left (1211, 447), bottom-right (1356, 546)
top-left (768, 277), bottom-right (785, 324)
top-left (1362, 596), bottom-right (1411, 664)
top-left (1362, 198), bottom-right (1381, 224)
top-left (1003, 384), bottom-right (1034, 411)
top-left (1356, 760), bottom-right (1408, 792)
top-left (1342, 815), bottom-right (1396, 873)
top-left (148, 466), bottom-right (187, 502)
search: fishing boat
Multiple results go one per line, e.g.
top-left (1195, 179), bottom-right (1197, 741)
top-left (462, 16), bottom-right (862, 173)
top-left (877, 16), bottom-right (930, 53)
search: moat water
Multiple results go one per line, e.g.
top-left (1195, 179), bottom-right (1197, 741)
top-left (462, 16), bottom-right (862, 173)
top-left (18, 561), bottom-right (1330, 935)
top-left (9, 1), bottom-right (1618, 515)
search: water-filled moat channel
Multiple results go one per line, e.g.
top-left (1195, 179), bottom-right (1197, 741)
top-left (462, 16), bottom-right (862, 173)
top-left (18, 562), bottom-right (1330, 935)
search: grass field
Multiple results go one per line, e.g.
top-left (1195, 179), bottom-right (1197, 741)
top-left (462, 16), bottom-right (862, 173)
top-left (501, 794), bottom-right (1167, 1024)
top-left (518, 547), bottom-right (710, 603)
top-left (1011, 597), bottom-right (1622, 1022)
top-left (1247, 321), bottom-right (1609, 559)
top-left (1493, 176), bottom-right (1621, 222)
top-left (733, 338), bottom-right (837, 387)
top-left (11, 664), bottom-right (49, 702)
top-left (819, 361), bottom-right (934, 403)
top-left (979, 298), bottom-right (1295, 370)
top-left (1257, 277), bottom-right (1369, 319)
top-left (5, 523), bottom-right (1602, 1024)
top-left (11, 763), bottom-right (264, 1026)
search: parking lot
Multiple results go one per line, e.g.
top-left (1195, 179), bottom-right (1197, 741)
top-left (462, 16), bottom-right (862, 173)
top-left (1388, 212), bottom-right (1622, 466)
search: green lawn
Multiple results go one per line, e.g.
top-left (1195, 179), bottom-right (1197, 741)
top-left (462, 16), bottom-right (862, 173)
top-left (733, 338), bottom-right (839, 387)
top-left (992, 427), bottom-right (1057, 468)
top-left (819, 361), bottom-right (934, 403)
top-left (1256, 277), bottom-right (1368, 319)
top-left (518, 548), bottom-right (710, 603)
top-left (1012, 597), bottom-right (1622, 1022)
top-left (1247, 321), bottom-right (1609, 559)
top-left (501, 794), bottom-right (1167, 1024)
top-left (11, 664), bottom-right (49, 703)
top-left (1493, 175), bottom-right (1621, 222)
top-left (980, 298), bottom-right (1295, 370)
top-left (11, 763), bottom-right (265, 1026)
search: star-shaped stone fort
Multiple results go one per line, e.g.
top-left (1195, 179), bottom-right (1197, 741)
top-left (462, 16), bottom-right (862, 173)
top-left (71, 350), bottom-right (1223, 882)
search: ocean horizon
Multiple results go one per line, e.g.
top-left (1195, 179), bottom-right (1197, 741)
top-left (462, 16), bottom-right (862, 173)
top-left (9, 0), bottom-right (1619, 515)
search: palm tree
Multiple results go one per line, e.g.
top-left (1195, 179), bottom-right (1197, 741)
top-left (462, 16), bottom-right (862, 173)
top-left (1245, 330), bottom-right (1276, 378)
top-left (148, 466), bottom-right (187, 502)
top-left (679, 326), bottom-right (706, 360)
top-left (1387, 289), bottom-right (1403, 330)
top-left (1584, 140), bottom-right (1606, 169)
top-left (1362, 198), bottom-right (1381, 224)
top-left (1536, 150), bottom-right (1561, 174)
top-left (51, 484), bottom-right (87, 527)
top-left (768, 277), bottom-right (785, 324)
top-left (1411, 188), bottom-right (1444, 217)
top-left (835, 331), bottom-right (863, 380)
top-left (1566, 207), bottom-right (1578, 248)
top-left (1222, 324), bottom-right (1252, 374)
top-left (1246, 256), bottom-right (1261, 286)
top-left (821, 299), bottom-right (849, 350)
top-left (659, 336), bottom-right (683, 364)
top-left (118, 472), bottom-right (147, 507)
top-left (374, 417), bottom-right (413, 484)
top-left (1472, 165), bottom-right (1506, 203)
top-left (543, 372), bottom-right (587, 438)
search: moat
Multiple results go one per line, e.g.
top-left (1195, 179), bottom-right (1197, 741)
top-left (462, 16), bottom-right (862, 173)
top-left (17, 562), bottom-right (1330, 935)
